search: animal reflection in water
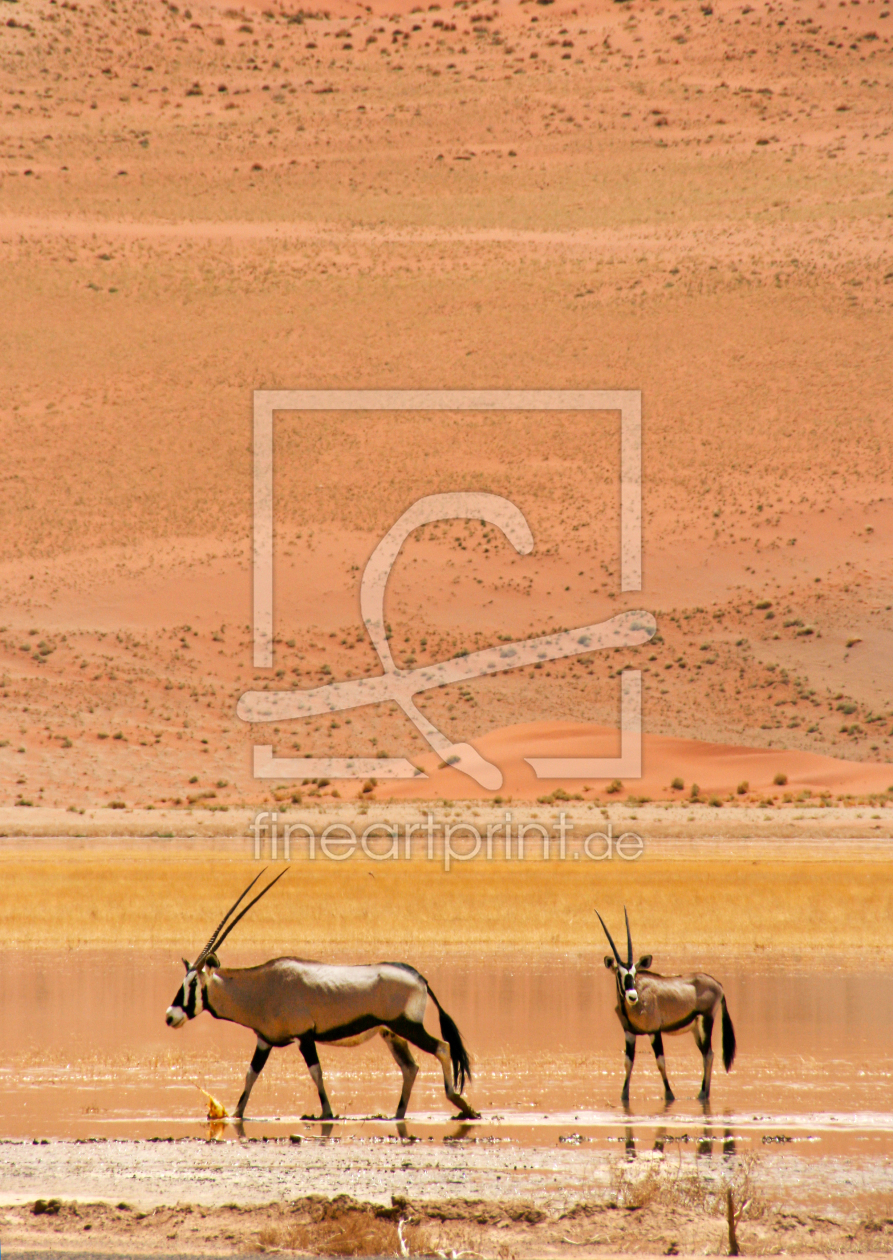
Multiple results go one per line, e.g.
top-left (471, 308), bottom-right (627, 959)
top-left (165, 870), bottom-right (479, 1122)
top-left (597, 909), bottom-right (736, 1103)
top-left (622, 1122), bottom-right (737, 1162)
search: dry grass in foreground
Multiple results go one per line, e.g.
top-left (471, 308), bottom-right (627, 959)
top-left (6, 1174), bottom-right (893, 1258)
top-left (1, 851), bottom-right (891, 953)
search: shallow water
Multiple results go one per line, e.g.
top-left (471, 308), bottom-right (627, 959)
top-left (1, 950), bottom-right (891, 1161)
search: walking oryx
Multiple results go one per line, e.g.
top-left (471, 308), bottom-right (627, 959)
top-left (596, 909), bottom-right (736, 1104)
top-left (165, 870), bottom-right (479, 1121)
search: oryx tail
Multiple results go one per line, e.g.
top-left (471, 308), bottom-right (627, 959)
top-left (426, 983), bottom-right (472, 1094)
top-left (721, 995), bottom-right (736, 1073)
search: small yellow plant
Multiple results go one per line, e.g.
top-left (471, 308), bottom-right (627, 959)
top-left (196, 1086), bottom-right (228, 1119)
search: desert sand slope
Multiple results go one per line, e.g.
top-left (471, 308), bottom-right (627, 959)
top-left (0, 0), bottom-right (891, 808)
top-left (381, 720), bottom-right (893, 800)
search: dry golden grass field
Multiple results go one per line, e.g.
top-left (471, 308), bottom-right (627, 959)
top-left (3, 849), bottom-right (892, 951)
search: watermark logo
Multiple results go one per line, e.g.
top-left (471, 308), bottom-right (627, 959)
top-left (238, 391), bottom-right (654, 790)
top-left (251, 809), bottom-right (645, 870)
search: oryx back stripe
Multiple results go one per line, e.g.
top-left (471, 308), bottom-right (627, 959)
top-left (316, 1014), bottom-right (388, 1043)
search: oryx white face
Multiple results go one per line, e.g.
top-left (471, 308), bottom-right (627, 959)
top-left (597, 909), bottom-right (651, 1011)
top-left (166, 963), bottom-right (202, 1028)
top-left (604, 952), bottom-right (654, 1008)
top-left (605, 957), bottom-right (640, 1005)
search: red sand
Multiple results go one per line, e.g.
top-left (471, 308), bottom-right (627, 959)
top-left (380, 721), bottom-right (893, 800)
top-left (1, 0), bottom-right (891, 808)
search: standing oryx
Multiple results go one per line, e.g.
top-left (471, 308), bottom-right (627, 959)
top-left (166, 870), bottom-right (479, 1121)
top-left (596, 909), bottom-right (736, 1104)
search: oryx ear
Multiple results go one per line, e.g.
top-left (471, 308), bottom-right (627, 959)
top-left (604, 955), bottom-right (616, 970)
top-left (205, 952), bottom-right (220, 969)
top-left (182, 958), bottom-right (191, 972)
top-left (636, 955), bottom-right (652, 970)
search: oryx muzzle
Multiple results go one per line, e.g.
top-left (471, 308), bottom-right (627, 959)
top-left (165, 869), bottom-right (479, 1123)
top-left (596, 908), bottom-right (736, 1104)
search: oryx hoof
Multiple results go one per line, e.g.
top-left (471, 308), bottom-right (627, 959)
top-left (664, 1090), bottom-right (675, 1103)
top-left (458, 1105), bottom-right (481, 1120)
top-left (697, 1090), bottom-right (709, 1103)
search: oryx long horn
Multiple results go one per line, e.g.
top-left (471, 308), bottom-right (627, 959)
top-left (208, 867), bottom-right (289, 955)
top-left (595, 910), bottom-right (623, 967)
top-left (194, 868), bottom-right (268, 968)
top-left (624, 905), bottom-right (633, 967)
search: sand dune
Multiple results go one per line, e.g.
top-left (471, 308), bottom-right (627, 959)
top-left (379, 721), bottom-right (893, 802)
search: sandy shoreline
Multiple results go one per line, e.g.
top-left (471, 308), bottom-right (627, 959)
top-left (2, 801), bottom-right (893, 843)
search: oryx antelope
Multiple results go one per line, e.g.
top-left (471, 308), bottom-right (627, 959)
top-left (596, 909), bottom-right (736, 1103)
top-left (166, 870), bottom-right (479, 1121)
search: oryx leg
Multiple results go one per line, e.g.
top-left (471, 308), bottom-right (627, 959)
top-left (621, 1031), bottom-right (636, 1103)
top-left (381, 1030), bottom-right (419, 1120)
top-left (299, 1033), bottom-right (334, 1119)
top-left (234, 1036), bottom-right (271, 1119)
top-left (693, 1014), bottom-right (715, 1102)
top-left (650, 1032), bottom-right (675, 1103)
top-left (388, 1017), bottom-right (479, 1119)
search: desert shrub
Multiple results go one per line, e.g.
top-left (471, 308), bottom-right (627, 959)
top-left (257, 1204), bottom-right (432, 1256)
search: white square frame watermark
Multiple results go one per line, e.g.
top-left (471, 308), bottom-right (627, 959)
top-left (244, 390), bottom-right (647, 785)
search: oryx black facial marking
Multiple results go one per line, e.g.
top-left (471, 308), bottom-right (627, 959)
top-left (165, 869), bottom-right (479, 1123)
top-left (596, 907), bottom-right (737, 1104)
top-left (165, 966), bottom-right (205, 1027)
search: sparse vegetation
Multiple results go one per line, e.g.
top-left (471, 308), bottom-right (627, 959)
top-left (256, 1204), bottom-right (431, 1257)
top-left (0, 0), bottom-right (885, 827)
